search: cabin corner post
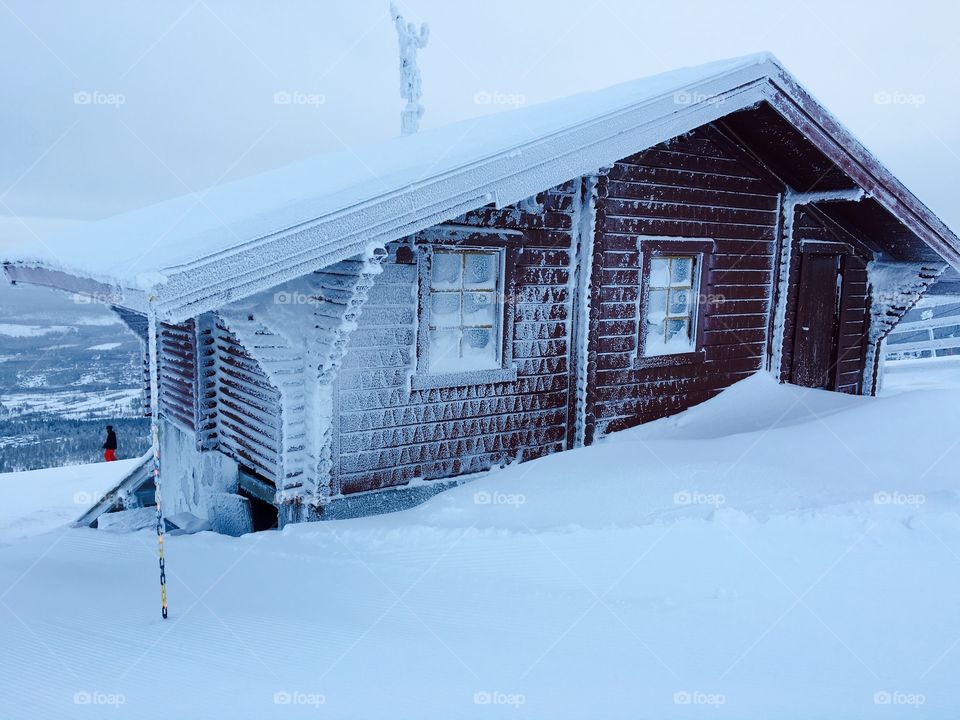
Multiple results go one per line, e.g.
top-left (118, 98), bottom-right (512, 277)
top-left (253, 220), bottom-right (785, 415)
top-left (568, 172), bottom-right (602, 449)
top-left (769, 187), bottom-right (867, 381)
top-left (147, 306), bottom-right (161, 494)
top-left (862, 260), bottom-right (948, 395)
top-left (299, 245), bottom-right (387, 515)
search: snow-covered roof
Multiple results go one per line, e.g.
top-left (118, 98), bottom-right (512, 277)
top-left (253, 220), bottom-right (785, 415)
top-left (4, 52), bottom-right (959, 322)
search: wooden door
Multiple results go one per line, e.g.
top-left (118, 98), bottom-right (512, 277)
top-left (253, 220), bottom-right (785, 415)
top-left (791, 251), bottom-right (843, 389)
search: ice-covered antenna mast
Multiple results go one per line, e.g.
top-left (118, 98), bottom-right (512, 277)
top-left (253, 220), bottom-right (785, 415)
top-left (390, 2), bottom-right (429, 135)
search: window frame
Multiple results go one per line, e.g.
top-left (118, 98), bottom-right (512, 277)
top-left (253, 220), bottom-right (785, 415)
top-left (411, 240), bottom-right (517, 389)
top-left (634, 237), bottom-right (713, 369)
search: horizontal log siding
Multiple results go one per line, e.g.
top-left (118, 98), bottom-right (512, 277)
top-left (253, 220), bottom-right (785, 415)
top-left (158, 320), bottom-right (197, 432)
top-left (780, 209), bottom-right (870, 393)
top-left (195, 314), bottom-right (219, 448)
top-left (213, 318), bottom-right (283, 483)
top-left (586, 131), bottom-right (783, 439)
top-left (334, 184), bottom-right (579, 494)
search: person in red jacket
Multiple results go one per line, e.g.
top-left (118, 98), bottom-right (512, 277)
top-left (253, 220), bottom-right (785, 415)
top-left (102, 425), bottom-right (118, 462)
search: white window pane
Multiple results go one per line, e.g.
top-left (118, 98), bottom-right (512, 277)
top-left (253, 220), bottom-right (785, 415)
top-left (666, 318), bottom-right (689, 342)
top-left (430, 292), bottom-right (460, 327)
top-left (429, 329), bottom-right (461, 371)
top-left (464, 252), bottom-right (498, 290)
top-left (649, 258), bottom-right (670, 288)
top-left (463, 292), bottom-right (495, 326)
top-left (462, 327), bottom-right (498, 369)
top-left (669, 288), bottom-right (691, 316)
top-left (644, 320), bottom-right (664, 355)
top-left (645, 289), bottom-right (667, 324)
top-left (431, 252), bottom-right (461, 290)
top-left (670, 257), bottom-right (693, 286)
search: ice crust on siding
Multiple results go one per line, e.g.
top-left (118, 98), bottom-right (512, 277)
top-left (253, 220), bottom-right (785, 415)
top-left (217, 247), bottom-right (385, 504)
top-left (570, 174), bottom-right (599, 449)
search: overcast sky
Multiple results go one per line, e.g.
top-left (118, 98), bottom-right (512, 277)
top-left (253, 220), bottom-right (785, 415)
top-left (0, 0), bottom-right (957, 241)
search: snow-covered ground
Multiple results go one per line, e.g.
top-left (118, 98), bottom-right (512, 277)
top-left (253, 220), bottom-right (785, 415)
top-left (883, 355), bottom-right (960, 394)
top-left (1, 369), bottom-right (959, 718)
top-left (0, 459), bottom-right (139, 546)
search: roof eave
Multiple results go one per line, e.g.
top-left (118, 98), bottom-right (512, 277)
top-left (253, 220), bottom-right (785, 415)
top-left (3, 262), bottom-right (150, 315)
top-left (759, 63), bottom-right (960, 271)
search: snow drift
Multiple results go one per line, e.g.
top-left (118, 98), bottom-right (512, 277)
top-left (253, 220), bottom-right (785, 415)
top-left (1, 369), bottom-right (959, 718)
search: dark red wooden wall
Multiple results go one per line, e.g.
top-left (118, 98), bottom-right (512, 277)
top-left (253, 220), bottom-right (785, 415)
top-left (583, 130), bottom-right (783, 440)
top-left (331, 125), bottom-right (885, 495)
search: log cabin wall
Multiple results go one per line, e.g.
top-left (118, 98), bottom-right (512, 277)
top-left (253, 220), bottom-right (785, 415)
top-left (333, 182), bottom-right (580, 495)
top-left (584, 129), bottom-right (785, 440)
top-left (157, 319), bottom-right (198, 432)
top-left (778, 208), bottom-right (871, 394)
top-left (212, 317), bottom-right (284, 484)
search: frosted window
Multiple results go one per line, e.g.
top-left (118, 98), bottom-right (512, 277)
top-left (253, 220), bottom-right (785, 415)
top-left (649, 257), bottom-right (671, 287)
top-left (428, 249), bottom-right (501, 372)
top-left (431, 252), bottom-right (462, 290)
top-left (644, 255), bottom-right (698, 356)
top-left (431, 293), bottom-right (460, 327)
top-left (464, 253), bottom-right (498, 290)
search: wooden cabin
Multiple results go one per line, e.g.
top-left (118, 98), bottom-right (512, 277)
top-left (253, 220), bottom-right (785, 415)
top-left (5, 54), bottom-right (959, 532)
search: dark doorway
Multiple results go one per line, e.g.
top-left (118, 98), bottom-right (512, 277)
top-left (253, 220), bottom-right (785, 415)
top-left (238, 466), bottom-right (279, 531)
top-left (791, 250), bottom-right (844, 389)
top-left (240, 490), bottom-right (279, 532)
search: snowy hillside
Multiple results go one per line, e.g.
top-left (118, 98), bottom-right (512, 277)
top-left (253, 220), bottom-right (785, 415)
top-left (0, 283), bottom-right (149, 471)
top-left (1, 370), bottom-right (959, 718)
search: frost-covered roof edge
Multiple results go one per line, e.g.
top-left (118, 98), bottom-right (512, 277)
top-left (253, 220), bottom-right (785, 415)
top-left (5, 53), bottom-right (959, 323)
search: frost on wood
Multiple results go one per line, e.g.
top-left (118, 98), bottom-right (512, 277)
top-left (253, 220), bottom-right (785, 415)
top-left (217, 247), bottom-right (385, 509)
top-left (569, 174), bottom-right (599, 449)
top-left (771, 188), bottom-right (866, 378)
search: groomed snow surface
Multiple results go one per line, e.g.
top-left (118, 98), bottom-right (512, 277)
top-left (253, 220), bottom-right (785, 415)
top-left (2, 366), bottom-right (960, 718)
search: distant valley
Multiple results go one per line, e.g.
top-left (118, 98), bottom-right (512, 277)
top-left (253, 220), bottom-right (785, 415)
top-left (0, 282), bottom-right (149, 472)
